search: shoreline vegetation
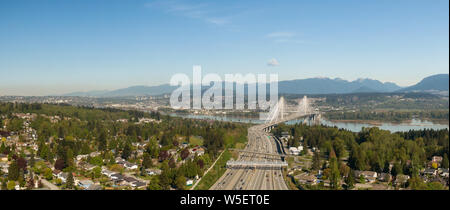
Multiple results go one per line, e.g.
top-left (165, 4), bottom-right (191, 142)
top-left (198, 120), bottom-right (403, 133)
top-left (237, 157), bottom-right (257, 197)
top-left (326, 118), bottom-right (449, 126)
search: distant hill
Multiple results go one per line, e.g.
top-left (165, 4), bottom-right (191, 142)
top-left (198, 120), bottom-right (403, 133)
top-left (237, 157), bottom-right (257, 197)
top-left (63, 90), bottom-right (110, 97)
top-left (63, 75), bottom-right (448, 97)
top-left (63, 84), bottom-right (176, 97)
top-left (399, 74), bottom-right (449, 93)
top-left (277, 77), bottom-right (402, 94)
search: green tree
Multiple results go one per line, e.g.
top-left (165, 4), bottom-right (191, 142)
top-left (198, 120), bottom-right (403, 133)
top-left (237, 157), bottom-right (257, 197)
top-left (43, 167), bottom-right (53, 180)
top-left (92, 166), bottom-right (102, 179)
top-left (66, 172), bottom-right (74, 189)
top-left (175, 175), bottom-right (186, 190)
top-left (312, 151), bottom-right (321, 170)
top-left (1, 179), bottom-right (7, 190)
top-left (442, 154), bottom-right (449, 169)
top-left (147, 176), bottom-right (162, 190)
top-left (427, 182), bottom-right (445, 190)
top-left (18, 169), bottom-right (25, 187)
top-left (98, 130), bottom-right (107, 152)
top-left (391, 162), bottom-right (403, 177)
top-left (7, 181), bottom-right (16, 190)
top-left (345, 170), bottom-right (354, 190)
top-left (121, 143), bottom-right (132, 160)
top-left (329, 157), bottom-right (340, 189)
top-left (27, 173), bottom-right (35, 190)
top-left (7, 161), bottom-right (19, 181)
top-left (359, 175), bottom-right (365, 184)
top-left (142, 153), bottom-right (153, 169)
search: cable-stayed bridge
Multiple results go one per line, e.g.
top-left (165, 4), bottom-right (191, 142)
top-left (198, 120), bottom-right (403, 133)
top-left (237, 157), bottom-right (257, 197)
top-left (211, 96), bottom-right (320, 190)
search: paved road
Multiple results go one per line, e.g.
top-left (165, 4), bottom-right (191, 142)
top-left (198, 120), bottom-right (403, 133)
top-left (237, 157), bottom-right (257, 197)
top-left (190, 149), bottom-right (226, 190)
top-left (210, 124), bottom-right (288, 190)
top-left (40, 177), bottom-right (60, 190)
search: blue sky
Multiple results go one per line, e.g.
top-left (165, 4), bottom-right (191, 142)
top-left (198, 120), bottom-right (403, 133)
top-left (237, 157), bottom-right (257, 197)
top-left (0, 0), bottom-right (448, 95)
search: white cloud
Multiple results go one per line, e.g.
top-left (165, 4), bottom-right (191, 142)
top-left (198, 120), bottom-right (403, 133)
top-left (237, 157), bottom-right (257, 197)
top-left (267, 58), bottom-right (280, 67)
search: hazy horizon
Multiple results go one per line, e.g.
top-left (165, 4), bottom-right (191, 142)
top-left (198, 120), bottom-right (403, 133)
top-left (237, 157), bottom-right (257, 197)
top-left (1, 73), bottom-right (448, 96)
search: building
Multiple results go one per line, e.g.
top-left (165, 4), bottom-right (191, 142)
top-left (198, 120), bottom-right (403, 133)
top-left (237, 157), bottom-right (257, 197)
top-left (354, 171), bottom-right (378, 183)
top-left (191, 146), bottom-right (205, 156)
top-left (394, 175), bottom-right (410, 187)
top-left (110, 173), bottom-right (125, 181)
top-left (440, 169), bottom-right (449, 178)
top-left (295, 173), bottom-right (317, 185)
top-left (0, 162), bottom-right (8, 174)
top-left (186, 179), bottom-right (194, 186)
top-left (78, 179), bottom-right (94, 189)
top-left (101, 169), bottom-right (116, 178)
top-left (281, 132), bottom-right (290, 139)
top-left (0, 154), bottom-right (7, 162)
top-left (432, 156), bottom-right (443, 163)
top-left (289, 146), bottom-right (303, 155)
top-left (377, 173), bottom-right (392, 182)
top-left (87, 184), bottom-right (103, 190)
top-left (289, 147), bottom-right (299, 155)
top-left (423, 168), bottom-right (438, 176)
top-left (145, 168), bottom-right (162, 176)
top-left (56, 172), bottom-right (69, 183)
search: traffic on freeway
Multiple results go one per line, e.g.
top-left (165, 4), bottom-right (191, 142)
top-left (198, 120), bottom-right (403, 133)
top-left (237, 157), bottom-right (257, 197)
top-left (210, 125), bottom-right (289, 190)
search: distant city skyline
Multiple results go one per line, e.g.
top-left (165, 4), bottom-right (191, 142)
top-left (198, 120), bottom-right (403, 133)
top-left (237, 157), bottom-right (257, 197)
top-left (0, 0), bottom-right (448, 96)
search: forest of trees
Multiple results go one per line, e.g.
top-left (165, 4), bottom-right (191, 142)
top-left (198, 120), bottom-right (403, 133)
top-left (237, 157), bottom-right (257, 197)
top-left (325, 110), bottom-right (449, 122)
top-left (0, 102), bottom-right (248, 190)
top-left (273, 123), bottom-right (448, 180)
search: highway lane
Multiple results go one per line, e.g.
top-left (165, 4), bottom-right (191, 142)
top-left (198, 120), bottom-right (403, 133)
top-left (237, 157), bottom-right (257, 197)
top-left (210, 125), bottom-right (289, 190)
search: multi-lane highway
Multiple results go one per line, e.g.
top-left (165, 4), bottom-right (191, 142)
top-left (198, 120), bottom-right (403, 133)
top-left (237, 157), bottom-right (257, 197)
top-left (210, 124), bottom-right (289, 190)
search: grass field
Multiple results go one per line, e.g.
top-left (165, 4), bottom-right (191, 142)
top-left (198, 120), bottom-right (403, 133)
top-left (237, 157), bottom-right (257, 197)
top-left (194, 149), bottom-right (231, 190)
top-left (189, 136), bottom-right (204, 146)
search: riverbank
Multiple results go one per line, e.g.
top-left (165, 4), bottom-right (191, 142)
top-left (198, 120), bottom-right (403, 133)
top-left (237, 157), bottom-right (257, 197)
top-left (326, 118), bottom-right (449, 126)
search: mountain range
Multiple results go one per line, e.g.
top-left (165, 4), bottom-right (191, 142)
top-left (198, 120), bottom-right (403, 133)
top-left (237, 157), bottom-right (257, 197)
top-left (63, 74), bottom-right (448, 97)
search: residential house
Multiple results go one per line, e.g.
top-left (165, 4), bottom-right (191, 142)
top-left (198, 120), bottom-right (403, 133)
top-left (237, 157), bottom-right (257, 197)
top-left (110, 173), bottom-right (125, 182)
top-left (440, 169), bottom-right (449, 178)
top-left (0, 154), bottom-right (7, 162)
top-left (101, 169), bottom-right (116, 178)
top-left (281, 131), bottom-right (291, 139)
top-left (167, 149), bottom-right (177, 157)
top-left (355, 171), bottom-right (378, 183)
top-left (191, 146), bottom-right (205, 156)
top-left (377, 173), bottom-right (392, 182)
top-left (87, 184), bottom-right (103, 190)
top-left (394, 174), bottom-right (410, 187)
top-left (56, 172), bottom-right (69, 183)
top-left (180, 142), bottom-right (189, 149)
top-left (145, 168), bottom-right (162, 176)
top-left (432, 156), bottom-right (443, 163)
top-left (186, 179), bottom-right (194, 186)
top-left (132, 181), bottom-right (146, 189)
top-left (76, 154), bottom-right (89, 161)
top-left (78, 179), bottom-right (94, 189)
top-left (123, 162), bottom-right (138, 170)
top-left (79, 162), bottom-right (97, 171)
top-left (289, 147), bottom-right (300, 155)
top-left (295, 173), bottom-right (317, 185)
top-left (89, 151), bottom-right (101, 157)
top-left (423, 168), bottom-right (438, 176)
top-left (0, 162), bottom-right (8, 174)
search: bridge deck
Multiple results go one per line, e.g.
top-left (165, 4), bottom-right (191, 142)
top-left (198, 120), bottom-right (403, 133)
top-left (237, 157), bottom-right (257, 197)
top-left (226, 160), bottom-right (288, 168)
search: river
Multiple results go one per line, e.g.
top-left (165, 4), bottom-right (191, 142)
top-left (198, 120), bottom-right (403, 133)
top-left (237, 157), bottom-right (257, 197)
top-left (169, 113), bottom-right (449, 132)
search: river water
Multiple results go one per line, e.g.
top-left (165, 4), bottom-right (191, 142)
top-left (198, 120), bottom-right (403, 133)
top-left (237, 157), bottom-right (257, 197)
top-left (169, 113), bottom-right (449, 132)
